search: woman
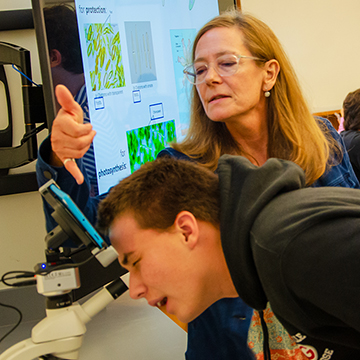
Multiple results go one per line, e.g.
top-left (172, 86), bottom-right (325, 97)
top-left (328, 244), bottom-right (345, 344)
top-left (36, 9), bottom-right (358, 360)
top-left (170, 11), bottom-right (337, 184)
top-left (156, 9), bottom-right (359, 360)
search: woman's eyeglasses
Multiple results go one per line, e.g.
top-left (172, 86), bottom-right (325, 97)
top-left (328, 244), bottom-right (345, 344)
top-left (183, 54), bottom-right (264, 85)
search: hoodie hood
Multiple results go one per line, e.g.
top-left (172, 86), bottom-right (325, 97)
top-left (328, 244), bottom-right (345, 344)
top-left (217, 155), bottom-right (306, 310)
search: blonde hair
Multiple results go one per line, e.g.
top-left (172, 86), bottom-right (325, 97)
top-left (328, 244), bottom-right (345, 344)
top-left (172, 10), bottom-right (339, 185)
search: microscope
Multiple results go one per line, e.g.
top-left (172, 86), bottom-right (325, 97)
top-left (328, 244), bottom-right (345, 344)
top-left (0, 180), bottom-right (128, 360)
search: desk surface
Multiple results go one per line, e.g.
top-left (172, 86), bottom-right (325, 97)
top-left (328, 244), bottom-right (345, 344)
top-left (0, 274), bottom-right (187, 359)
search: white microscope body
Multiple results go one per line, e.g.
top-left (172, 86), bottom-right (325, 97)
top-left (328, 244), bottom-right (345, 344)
top-left (0, 180), bottom-right (128, 360)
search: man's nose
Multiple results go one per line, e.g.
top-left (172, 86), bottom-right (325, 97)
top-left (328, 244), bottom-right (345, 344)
top-left (129, 272), bottom-right (146, 300)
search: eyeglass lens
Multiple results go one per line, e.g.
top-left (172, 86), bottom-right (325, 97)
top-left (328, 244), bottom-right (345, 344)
top-left (185, 54), bottom-right (240, 84)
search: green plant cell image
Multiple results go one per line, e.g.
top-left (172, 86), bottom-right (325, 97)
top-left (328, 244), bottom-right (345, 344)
top-left (127, 120), bottom-right (176, 173)
top-left (85, 23), bottom-right (126, 91)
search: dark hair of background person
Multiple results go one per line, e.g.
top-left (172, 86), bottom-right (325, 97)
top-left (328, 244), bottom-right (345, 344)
top-left (343, 88), bottom-right (360, 131)
top-left (44, 4), bottom-right (84, 74)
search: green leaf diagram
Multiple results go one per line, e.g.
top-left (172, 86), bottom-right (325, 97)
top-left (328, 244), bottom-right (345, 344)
top-left (126, 120), bottom-right (176, 172)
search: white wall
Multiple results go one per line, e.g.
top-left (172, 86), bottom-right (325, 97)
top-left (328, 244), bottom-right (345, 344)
top-left (0, 192), bottom-right (46, 287)
top-left (241, 0), bottom-right (360, 112)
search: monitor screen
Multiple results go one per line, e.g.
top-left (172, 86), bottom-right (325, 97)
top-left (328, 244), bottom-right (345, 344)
top-left (32, 0), bottom-right (236, 195)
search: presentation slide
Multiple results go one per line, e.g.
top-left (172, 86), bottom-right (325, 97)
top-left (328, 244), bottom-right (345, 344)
top-left (74, 0), bottom-right (219, 194)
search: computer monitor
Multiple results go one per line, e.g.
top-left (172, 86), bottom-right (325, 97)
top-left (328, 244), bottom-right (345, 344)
top-left (32, 0), bottom-right (237, 195)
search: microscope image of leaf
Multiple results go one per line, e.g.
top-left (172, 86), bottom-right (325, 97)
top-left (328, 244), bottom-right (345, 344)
top-left (87, 42), bottom-right (93, 57)
top-left (105, 59), bottom-right (111, 71)
top-left (84, 23), bottom-right (126, 91)
top-left (104, 24), bottom-right (114, 35)
top-left (126, 120), bottom-right (176, 173)
top-left (86, 24), bottom-right (93, 41)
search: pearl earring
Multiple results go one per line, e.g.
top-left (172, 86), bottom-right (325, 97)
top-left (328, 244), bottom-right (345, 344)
top-left (264, 90), bottom-right (271, 98)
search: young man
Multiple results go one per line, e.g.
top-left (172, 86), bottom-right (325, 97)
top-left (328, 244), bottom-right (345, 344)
top-left (97, 155), bottom-right (360, 360)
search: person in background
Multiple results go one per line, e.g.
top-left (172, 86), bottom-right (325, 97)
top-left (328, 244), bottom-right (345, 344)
top-left (36, 9), bottom-right (359, 360)
top-left (336, 111), bottom-right (345, 133)
top-left (340, 88), bottom-right (360, 181)
top-left (44, 4), bottom-right (98, 197)
top-left (97, 155), bottom-right (360, 360)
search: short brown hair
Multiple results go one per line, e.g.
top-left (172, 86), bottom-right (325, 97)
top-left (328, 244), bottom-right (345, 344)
top-left (97, 157), bottom-right (220, 233)
top-left (343, 89), bottom-right (360, 131)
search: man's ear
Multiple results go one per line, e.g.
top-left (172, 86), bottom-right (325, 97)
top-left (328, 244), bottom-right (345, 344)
top-left (174, 211), bottom-right (199, 250)
top-left (263, 59), bottom-right (280, 92)
top-left (49, 49), bottom-right (62, 68)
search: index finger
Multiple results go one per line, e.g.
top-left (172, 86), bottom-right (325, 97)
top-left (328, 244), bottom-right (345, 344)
top-left (55, 84), bottom-right (83, 124)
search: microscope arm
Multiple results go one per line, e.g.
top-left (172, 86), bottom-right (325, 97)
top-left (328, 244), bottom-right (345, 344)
top-left (0, 278), bottom-right (128, 360)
